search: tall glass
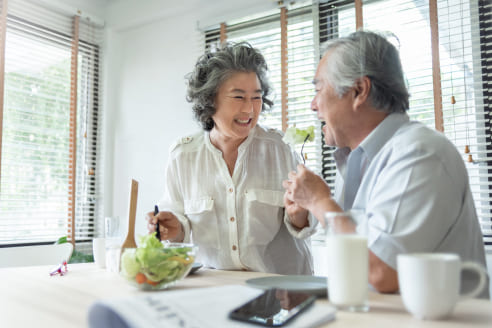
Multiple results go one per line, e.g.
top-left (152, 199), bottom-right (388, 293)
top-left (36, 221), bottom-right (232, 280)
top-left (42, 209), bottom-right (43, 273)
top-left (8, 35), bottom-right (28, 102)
top-left (104, 216), bottom-right (121, 272)
top-left (325, 211), bottom-right (369, 312)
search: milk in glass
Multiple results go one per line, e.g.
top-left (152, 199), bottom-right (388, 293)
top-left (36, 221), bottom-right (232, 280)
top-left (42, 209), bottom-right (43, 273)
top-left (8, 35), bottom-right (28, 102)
top-left (326, 234), bottom-right (369, 311)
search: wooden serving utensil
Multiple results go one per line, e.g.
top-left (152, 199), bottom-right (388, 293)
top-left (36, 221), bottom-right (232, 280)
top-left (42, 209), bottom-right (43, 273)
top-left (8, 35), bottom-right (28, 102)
top-left (121, 179), bottom-right (138, 250)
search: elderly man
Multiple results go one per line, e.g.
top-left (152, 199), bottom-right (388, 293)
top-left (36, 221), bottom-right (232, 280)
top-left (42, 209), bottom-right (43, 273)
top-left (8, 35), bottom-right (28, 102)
top-left (283, 30), bottom-right (488, 298)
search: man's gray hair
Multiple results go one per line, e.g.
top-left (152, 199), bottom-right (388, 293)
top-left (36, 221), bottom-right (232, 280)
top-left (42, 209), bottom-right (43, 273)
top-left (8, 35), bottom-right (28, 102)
top-left (186, 42), bottom-right (273, 131)
top-left (321, 30), bottom-right (409, 113)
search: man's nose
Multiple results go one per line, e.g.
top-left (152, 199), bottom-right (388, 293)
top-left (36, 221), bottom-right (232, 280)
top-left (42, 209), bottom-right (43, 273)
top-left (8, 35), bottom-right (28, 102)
top-left (310, 97), bottom-right (318, 112)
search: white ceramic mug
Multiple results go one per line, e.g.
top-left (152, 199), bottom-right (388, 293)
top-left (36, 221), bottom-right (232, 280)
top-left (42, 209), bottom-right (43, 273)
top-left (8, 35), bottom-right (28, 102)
top-left (92, 237), bottom-right (106, 269)
top-left (325, 212), bottom-right (369, 312)
top-left (397, 253), bottom-right (487, 320)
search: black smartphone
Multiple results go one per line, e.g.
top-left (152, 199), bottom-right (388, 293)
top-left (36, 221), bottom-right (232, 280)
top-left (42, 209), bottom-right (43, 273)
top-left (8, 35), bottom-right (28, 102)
top-left (229, 289), bottom-right (316, 327)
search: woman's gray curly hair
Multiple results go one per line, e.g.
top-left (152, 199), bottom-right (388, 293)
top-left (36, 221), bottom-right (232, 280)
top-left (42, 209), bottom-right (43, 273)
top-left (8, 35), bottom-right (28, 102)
top-left (186, 42), bottom-right (274, 131)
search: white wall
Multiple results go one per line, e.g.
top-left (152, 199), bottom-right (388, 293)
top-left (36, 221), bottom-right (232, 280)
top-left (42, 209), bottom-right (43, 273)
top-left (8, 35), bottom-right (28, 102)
top-left (487, 254), bottom-right (492, 297)
top-left (102, 0), bottom-right (277, 239)
top-left (103, 15), bottom-right (198, 239)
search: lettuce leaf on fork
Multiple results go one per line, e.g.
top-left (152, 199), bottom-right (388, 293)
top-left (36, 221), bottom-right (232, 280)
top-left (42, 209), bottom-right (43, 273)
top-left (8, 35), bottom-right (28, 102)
top-left (282, 126), bottom-right (315, 145)
top-left (282, 125), bottom-right (315, 163)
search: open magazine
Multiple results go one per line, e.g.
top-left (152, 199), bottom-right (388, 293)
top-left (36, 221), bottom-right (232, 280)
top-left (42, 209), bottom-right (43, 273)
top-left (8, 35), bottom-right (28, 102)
top-left (88, 285), bottom-right (336, 328)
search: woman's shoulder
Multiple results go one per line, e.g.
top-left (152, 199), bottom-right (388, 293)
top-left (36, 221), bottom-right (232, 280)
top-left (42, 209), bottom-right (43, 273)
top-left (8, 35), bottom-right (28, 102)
top-left (168, 130), bottom-right (205, 155)
top-left (253, 124), bottom-right (285, 144)
top-left (252, 124), bottom-right (300, 164)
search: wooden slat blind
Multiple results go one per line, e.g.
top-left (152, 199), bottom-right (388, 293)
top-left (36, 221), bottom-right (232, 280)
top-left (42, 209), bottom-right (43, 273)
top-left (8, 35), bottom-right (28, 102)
top-left (319, 0), bottom-right (357, 190)
top-left (225, 12), bottom-right (283, 132)
top-left (355, 0), bottom-right (363, 29)
top-left (205, 2), bottom-right (321, 173)
top-left (324, 0), bottom-right (491, 251)
top-left (430, 0), bottom-right (445, 132)
top-left (203, 0), bottom-right (491, 251)
top-left (220, 22), bottom-right (226, 43)
top-left (280, 6), bottom-right (288, 132)
top-left (68, 15), bottom-right (79, 245)
top-left (436, 0), bottom-right (492, 249)
top-left (0, 0), bottom-right (104, 249)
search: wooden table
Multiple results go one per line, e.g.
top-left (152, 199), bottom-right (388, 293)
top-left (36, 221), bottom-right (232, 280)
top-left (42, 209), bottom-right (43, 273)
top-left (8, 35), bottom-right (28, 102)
top-left (0, 263), bottom-right (491, 327)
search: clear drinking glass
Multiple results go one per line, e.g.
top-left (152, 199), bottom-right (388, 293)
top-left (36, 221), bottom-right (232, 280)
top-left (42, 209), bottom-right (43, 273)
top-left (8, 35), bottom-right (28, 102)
top-left (92, 237), bottom-right (106, 268)
top-left (325, 211), bottom-right (369, 312)
top-left (104, 216), bottom-right (121, 272)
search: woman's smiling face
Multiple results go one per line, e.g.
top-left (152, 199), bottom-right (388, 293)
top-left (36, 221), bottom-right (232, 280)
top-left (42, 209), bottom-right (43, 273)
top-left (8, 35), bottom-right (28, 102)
top-left (212, 71), bottom-right (263, 142)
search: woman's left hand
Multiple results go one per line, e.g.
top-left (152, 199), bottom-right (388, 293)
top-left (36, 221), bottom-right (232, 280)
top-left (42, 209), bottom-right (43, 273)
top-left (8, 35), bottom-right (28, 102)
top-left (283, 190), bottom-right (309, 229)
top-left (283, 164), bottom-right (339, 225)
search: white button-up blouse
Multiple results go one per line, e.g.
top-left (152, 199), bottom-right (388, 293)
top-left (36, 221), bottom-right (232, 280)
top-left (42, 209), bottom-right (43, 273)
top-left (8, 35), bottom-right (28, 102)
top-left (159, 124), bottom-right (316, 275)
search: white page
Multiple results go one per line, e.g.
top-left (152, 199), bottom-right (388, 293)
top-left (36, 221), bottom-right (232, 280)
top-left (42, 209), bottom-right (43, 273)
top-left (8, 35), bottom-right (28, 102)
top-left (88, 285), bottom-right (336, 328)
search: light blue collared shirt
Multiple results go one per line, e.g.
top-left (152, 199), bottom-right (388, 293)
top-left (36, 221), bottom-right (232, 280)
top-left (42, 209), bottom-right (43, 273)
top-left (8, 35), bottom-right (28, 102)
top-left (333, 113), bottom-right (488, 298)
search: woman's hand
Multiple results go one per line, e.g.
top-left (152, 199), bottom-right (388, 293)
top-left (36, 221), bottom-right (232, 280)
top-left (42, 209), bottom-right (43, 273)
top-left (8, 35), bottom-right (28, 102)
top-left (283, 165), bottom-right (327, 210)
top-left (283, 164), bottom-right (340, 223)
top-left (283, 192), bottom-right (309, 229)
top-left (145, 210), bottom-right (184, 242)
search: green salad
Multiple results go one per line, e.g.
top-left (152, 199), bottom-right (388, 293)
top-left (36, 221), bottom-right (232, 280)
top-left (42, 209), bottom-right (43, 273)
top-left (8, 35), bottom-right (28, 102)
top-left (282, 125), bottom-right (315, 145)
top-left (120, 233), bottom-right (195, 289)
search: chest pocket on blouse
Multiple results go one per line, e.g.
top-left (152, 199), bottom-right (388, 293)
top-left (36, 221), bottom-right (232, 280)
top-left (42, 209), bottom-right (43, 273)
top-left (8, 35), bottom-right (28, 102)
top-left (184, 197), bottom-right (218, 249)
top-left (245, 189), bottom-right (284, 245)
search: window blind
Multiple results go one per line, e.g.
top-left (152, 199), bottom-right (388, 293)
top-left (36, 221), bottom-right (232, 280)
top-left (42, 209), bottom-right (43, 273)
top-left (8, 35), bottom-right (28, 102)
top-left (75, 18), bottom-right (104, 248)
top-left (318, 0), bottom-right (491, 251)
top-left (226, 14), bottom-right (284, 130)
top-left (361, 0), bottom-right (491, 251)
top-left (205, 2), bottom-right (321, 173)
top-left (0, 0), bottom-right (104, 249)
top-left (319, 0), bottom-right (357, 191)
top-left (364, 0), bottom-right (436, 128)
top-left (287, 7), bottom-right (322, 173)
top-left (476, 0), bottom-right (492, 250)
top-left (435, 0), bottom-right (492, 250)
top-left (203, 0), bottom-right (491, 251)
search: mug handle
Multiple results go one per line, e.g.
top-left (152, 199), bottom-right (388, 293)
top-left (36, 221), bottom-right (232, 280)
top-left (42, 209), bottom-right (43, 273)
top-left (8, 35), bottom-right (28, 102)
top-left (459, 261), bottom-right (487, 300)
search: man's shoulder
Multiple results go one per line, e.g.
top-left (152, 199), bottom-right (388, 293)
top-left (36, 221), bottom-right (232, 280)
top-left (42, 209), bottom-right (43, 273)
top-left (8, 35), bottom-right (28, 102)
top-left (387, 121), bottom-right (464, 165)
top-left (393, 121), bottom-right (453, 148)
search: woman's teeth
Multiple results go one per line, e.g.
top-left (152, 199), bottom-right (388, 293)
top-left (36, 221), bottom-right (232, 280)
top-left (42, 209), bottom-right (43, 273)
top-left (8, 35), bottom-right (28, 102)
top-left (236, 118), bottom-right (250, 124)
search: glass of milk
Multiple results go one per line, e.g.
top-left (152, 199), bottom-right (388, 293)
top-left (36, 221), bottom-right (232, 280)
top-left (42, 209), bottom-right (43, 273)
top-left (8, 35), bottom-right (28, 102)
top-left (325, 211), bottom-right (369, 312)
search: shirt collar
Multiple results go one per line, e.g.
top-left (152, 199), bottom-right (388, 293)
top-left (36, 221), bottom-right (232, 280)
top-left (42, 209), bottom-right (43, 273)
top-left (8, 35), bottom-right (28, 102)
top-left (205, 125), bottom-right (257, 154)
top-left (359, 112), bottom-right (409, 160)
top-left (334, 112), bottom-right (409, 167)
top-left (238, 125), bottom-right (256, 152)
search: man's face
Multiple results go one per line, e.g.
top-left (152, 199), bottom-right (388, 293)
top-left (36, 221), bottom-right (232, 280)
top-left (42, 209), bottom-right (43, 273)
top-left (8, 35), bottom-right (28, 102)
top-left (311, 54), bottom-right (354, 149)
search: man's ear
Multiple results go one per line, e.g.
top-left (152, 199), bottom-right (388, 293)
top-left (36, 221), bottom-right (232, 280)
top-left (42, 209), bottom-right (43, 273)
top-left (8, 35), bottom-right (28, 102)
top-left (352, 76), bottom-right (371, 111)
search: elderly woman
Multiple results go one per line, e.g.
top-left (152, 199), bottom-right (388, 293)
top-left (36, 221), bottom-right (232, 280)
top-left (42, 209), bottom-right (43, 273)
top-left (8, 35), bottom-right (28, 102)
top-left (146, 42), bottom-right (316, 275)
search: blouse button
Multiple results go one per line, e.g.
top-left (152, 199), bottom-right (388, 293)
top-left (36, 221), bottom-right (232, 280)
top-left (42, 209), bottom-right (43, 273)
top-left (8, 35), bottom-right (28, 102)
top-left (182, 136), bottom-right (193, 143)
top-left (230, 217), bottom-right (235, 222)
top-left (229, 188), bottom-right (233, 193)
top-left (232, 245), bottom-right (237, 251)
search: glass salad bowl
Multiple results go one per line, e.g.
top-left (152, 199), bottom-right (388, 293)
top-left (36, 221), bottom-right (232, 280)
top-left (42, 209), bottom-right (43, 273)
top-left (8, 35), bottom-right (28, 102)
top-left (120, 235), bottom-right (197, 290)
